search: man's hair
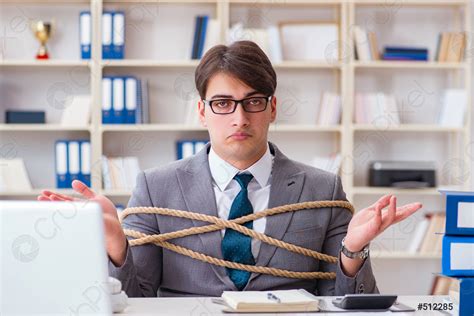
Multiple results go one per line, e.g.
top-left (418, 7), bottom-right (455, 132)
top-left (195, 41), bottom-right (277, 99)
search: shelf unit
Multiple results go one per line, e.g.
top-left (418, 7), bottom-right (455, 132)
top-left (1, 0), bottom-right (471, 293)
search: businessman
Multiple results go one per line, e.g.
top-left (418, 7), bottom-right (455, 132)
top-left (38, 41), bottom-right (422, 297)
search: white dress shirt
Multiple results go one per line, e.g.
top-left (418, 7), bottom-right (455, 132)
top-left (208, 144), bottom-right (274, 259)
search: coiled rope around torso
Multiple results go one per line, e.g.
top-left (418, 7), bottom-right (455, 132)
top-left (120, 200), bottom-right (354, 280)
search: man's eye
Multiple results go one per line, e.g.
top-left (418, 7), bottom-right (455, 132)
top-left (214, 100), bottom-right (232, 108)
top-left (247, 98), bottom-right (263, 106)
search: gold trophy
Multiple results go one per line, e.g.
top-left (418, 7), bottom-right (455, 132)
top-left (31, 21), bottom-right (53, 59)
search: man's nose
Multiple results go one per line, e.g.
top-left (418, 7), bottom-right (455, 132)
top-left (231, 102), bottom-right (250, 126)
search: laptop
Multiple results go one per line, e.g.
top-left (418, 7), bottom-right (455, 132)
top-left (1, 200), bottom-right (112, 315)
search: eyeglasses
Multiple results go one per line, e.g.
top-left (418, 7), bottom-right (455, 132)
top-left (202, 95), bottom-right (272, 115)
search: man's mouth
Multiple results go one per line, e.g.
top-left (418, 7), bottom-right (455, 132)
top-left (230, 132), bottom-right (251, 140)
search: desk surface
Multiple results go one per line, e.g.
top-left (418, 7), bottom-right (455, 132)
top-left (117, 295), bottom-right (452, 315)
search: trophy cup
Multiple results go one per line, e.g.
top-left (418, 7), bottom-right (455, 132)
top-left (31, 21), bottom-right (53, 59)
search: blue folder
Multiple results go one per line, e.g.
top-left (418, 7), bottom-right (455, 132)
top-left (442, 235), bottom-right (474, 277)
top-left (440, 190), bottom-right (474, 236)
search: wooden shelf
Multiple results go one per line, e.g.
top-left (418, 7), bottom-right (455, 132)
top-left (100, 124), bottom-right (207, 132)
top-left (103, 0), bottom-right (217, 3)
top-left (353, 61), bottom-right (467, 70)
top-left (274, 61), bottom-right (342, 69)
top-left (371, 251), bottom-right (442, 259)
top-left (0, 189), bottom-right (77, 197)
top-left (99, 124), bottom-right (342, 133)
top-left (101, 190), bottom-right (132, 197)
top-left (0, 60), bottom-right (90, 67)
top-left (352, 124), bottom-right (466, 133)
top-left (354, 0), bottom-right (467, 6)
top-left (351, 186), bottom-right (461, 196)
top-left (269, 124), bottom-right (342, 132)
top-left (0, 124), bottom-right (92, 132)
top-left (228, 0), bottom-right (343, 4)
top-left (0, 0), bottom-right (89, 3)
top-left (101, 60), bottom-right (341, 69)
top-left (102, 60), bottom-right (200, 68)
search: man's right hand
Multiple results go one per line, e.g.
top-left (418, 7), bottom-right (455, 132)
top-left (37, 180), bottom-right (128, 267)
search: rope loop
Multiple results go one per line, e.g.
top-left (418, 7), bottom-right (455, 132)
top-left (120, 200), bottom-right (354, 280)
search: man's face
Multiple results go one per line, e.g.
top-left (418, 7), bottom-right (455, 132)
top-left (198, 72), bottom-right (277, 168)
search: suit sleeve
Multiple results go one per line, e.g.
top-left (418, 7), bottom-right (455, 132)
top-left (108, 171), bottom-right (163, 297)
top-left (316, 175), bottom-right (379, 296)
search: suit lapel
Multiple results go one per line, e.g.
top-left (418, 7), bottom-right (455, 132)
top-left (246, 142), bottom-right (305, 286)
top-left (175, 143), bottom-right (237, 290)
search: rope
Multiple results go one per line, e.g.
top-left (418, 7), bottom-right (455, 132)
top-left (120, 200), bottom-right (354, 280)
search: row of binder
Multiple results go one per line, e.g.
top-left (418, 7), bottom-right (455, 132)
top-left (55, 140), bottom-right (91, 189)
top-left (102, 76), bottom-right (149, 124)
top-left (441, 190), bottom-right (474, 276)
top-left (176, 140), bottom-right (208, 160)
top-left (80, 11), bottom-right (125, 59)
top-left (440, 191), bottom-right (474, 315)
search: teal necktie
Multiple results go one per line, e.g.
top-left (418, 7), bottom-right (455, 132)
top-left (221, 173), bottom-right (255, 290)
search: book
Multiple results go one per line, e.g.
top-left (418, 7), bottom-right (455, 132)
top-left (430, 275), bottom-right (453, 295)
top-left (353, 92), bottom-right (400, 126)
top-left (60, 95), bottom-right (91, 127)
top-left (280, 22), bottom-right (338, 61)
top-left (419, 213), bottom-right (445, 254)
top-left (0, 158), bottom-right (32, 192)
top-left (407, 217), bottom-right (430, 254)
top-left (317, 92), bottom-right (341, 126)
top-left (202, 18), bottom-right (220, 56)
top-left (353, 25), bottom-right (371, 61)
top-left (221, 289), bottom-right (319, 313)
top-left (368, 31), bottom-right (380, 60)
top-left (101, 156), bottom-right (141, 190)
top-left (438, 89), bottom-right (467, 127)
top-left (5, 110), bottom-right (45, 124)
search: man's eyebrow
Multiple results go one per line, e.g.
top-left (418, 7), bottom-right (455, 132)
top-left (209, 91), bottom-right (261, 99)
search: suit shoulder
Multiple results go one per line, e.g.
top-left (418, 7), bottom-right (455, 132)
top-left (291, 159), bottom-right (338, 182)
top-left (141, 156), bottom-right (194, 179)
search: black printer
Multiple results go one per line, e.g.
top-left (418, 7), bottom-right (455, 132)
top-left (369, 161), bottom-right (436, 188)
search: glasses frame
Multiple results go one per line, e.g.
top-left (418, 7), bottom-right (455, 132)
top-left (202, 95), bottom-right (273, 115)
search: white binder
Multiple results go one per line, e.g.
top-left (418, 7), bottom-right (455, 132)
top-left (125, 77), bottom-right (137, 123)
top-left (112, 11), bottom-right (125, 57)
top-left (113, 77), bottom-right (125, 123)
top-left (80, 141), bottom-right (91, 183)
top-left (182, 142), bottom-right (194, 159)
top-left (79, 12), bottom-right (91, 58)
top-left (55, 141), bottom-right (68, 188)
top-left (68, 141), bottom-right (80, 182)
top-left (102, 78), bottom-right (113, 123)
top-left (102, 12), bottom-right (113, 58)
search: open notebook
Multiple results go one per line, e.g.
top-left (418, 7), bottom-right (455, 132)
top-left (221, 289), bottom-right (319, 313)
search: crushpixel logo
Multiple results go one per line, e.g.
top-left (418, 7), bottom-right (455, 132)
top-left (11, 234), bottom-right (40, 263)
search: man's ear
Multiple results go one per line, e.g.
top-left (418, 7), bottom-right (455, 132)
top-left (198, 100), bottom-right (207, 127)
top-left (270, 95), bottom-right (277, 123)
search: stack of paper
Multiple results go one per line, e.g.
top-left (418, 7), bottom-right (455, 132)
top-left (0, 158), bottom-right (32, 192)
top-left (221, 289), bottom-right (319, 313)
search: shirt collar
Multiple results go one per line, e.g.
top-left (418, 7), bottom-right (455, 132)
top-left (208, 143), bottom-right (273, 191)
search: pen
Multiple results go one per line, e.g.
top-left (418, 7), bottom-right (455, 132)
top-left (267, 292), bottom-right (281, 303)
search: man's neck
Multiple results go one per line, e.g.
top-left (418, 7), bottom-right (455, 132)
top-left (213, 145), bottom-right (268, 171)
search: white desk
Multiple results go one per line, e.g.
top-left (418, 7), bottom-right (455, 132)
top-left (117, 295), bottom-right (452, 315)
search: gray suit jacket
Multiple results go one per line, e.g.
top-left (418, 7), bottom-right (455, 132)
top-left (109, 142), bottom-right (378, 297)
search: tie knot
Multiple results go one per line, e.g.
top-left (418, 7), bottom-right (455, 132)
top-left (234, 173), bottom-right (253, 189)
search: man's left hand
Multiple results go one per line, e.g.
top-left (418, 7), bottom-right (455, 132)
top-left (344, 195), bottom-right (423, 252)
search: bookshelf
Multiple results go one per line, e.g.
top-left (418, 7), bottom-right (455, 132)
top-left (0, 0), bottom-right (471, 294)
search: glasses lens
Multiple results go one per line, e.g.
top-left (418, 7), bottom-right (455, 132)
top-left (242, 97), bottom-right (267, 112)
top-left (210, 99), bottom-right (236, 114)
